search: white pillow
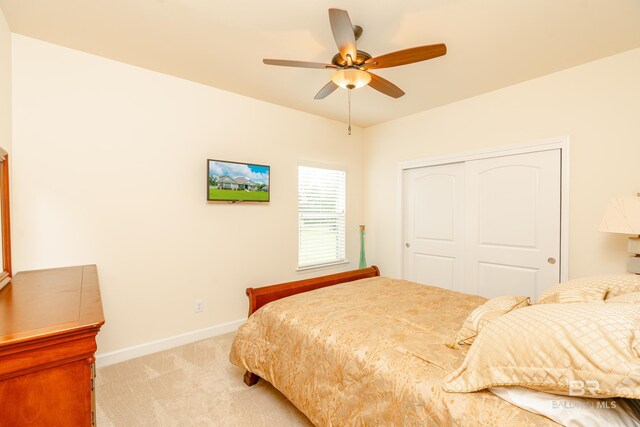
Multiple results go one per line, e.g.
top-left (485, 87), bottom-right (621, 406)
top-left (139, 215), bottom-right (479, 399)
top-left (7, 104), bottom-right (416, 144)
top-left (489, 387), bottom-right (640, 427)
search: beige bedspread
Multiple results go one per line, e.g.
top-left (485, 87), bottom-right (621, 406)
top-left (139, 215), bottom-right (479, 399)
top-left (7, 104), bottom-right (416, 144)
top-left (229, 276), bottom-right (558, 426)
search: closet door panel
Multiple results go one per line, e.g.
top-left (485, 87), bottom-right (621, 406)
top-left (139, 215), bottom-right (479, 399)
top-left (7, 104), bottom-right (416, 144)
top-left (465, 150), bottom-right (561, 299)
top-left (413, 254), bottom-right (455, 290)
top-left (477, 262), bottom-right (538, 298)
top-left (403, 163), bottom-right (465, 291)
top-left (477, 165), bottom-right (538, 248)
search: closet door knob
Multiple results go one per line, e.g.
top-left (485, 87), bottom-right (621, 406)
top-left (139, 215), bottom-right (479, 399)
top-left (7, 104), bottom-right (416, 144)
top-left (406, 243), bottom-right (411, 248)
top-left (547, 257), bottom-right (556, 265)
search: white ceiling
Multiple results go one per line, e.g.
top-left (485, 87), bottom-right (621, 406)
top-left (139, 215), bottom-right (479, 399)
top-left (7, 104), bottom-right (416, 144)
top-left (1, 0), bottom-right (639, 127)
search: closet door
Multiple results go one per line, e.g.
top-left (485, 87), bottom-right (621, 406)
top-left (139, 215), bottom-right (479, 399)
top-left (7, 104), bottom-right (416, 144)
top-left (403, 163), bottom-right (465, 291)
top-left (464, 149), bottom-right (561, 299)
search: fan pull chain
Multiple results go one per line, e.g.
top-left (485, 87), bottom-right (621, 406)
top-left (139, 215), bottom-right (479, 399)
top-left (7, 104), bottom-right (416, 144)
top-left (348, 89), bottom-right (352, 135)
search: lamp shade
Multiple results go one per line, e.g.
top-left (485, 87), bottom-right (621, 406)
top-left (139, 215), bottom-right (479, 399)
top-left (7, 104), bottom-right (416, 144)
top-left (599, 195), bottom-right (640, 234)
top-left (331, 69), bottom-right (371, 89)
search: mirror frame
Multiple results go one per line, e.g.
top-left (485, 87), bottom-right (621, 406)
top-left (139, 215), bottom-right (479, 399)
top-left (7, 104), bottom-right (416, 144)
top-left (0, 151), bottom-right (11, 290)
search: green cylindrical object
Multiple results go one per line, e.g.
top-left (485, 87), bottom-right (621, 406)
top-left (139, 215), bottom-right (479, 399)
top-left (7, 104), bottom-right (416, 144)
top-left (359, 225), bottom-right (367, 269)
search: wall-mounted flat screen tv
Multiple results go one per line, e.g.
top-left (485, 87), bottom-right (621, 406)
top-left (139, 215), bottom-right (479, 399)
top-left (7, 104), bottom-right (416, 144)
top-left (207, 159), bottom-right (270, 202)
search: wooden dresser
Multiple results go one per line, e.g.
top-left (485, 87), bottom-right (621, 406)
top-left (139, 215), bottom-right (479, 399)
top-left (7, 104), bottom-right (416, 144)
top-left (0, 265), bottom-right (104, 426)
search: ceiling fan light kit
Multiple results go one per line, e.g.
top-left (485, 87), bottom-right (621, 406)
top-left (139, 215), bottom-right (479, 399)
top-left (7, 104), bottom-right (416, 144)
top-left (332, 68), bottom-right (371, 89)
top-left (263, 8), bottom-right (447, 133)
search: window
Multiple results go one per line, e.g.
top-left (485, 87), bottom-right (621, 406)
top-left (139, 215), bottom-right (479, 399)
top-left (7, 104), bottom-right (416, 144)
top-left (298, 165), bottom-right (346, 268)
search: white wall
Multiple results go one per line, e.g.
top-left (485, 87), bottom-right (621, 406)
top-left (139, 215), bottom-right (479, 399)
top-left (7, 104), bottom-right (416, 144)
top-left (0, 8), bottom-right (10, 154)
top-left (10, 32), bottom-right (640, 357)
top-left (11, 35), bottom-right (364, 355)
top-left (363, 48), bottom-right (640, 280)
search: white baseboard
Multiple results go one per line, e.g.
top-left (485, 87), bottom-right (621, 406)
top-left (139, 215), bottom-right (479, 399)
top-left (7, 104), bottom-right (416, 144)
top-left (95, 318), bottom-right (245, 368)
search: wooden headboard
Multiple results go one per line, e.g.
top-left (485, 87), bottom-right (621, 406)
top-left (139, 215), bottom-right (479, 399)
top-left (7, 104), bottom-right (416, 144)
top-left (245, 265), bottom-right (380, 316)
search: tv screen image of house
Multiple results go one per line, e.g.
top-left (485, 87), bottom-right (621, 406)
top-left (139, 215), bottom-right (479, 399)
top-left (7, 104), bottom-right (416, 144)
top-left (207, 159), bottom-right (270, 202)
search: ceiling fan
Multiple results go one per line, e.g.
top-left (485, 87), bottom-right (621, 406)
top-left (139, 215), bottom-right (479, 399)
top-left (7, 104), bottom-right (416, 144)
top-left (263, 8), bottom-right (447, 101)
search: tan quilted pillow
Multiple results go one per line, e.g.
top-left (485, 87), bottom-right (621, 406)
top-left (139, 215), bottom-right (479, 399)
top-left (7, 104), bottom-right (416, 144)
top-left (537, 286), bottom-right (607, 304)
top-left (443, 303), bottom-right (640, 398)
top-left (607, 292), bottom-right (640, 304)
top-left (449, 295), bottom-right (530, 347)
top-left (537, 274), bottom-right (640, 304)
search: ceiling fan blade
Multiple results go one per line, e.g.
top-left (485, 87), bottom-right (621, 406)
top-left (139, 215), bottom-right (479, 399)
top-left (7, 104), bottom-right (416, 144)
top-left (314, 81), bottom-right (339, 100)
top-left (328, 8), bottom-right (357, 63)
top-left (368, 73), bottom-right (405, 98)
top-left (365, 44), bottom-right (447, 69)
top-left (263, 59), bottom-right (336, 69)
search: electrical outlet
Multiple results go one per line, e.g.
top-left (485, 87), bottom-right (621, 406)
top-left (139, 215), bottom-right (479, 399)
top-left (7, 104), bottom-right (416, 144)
top-left (195, 299), bottom-right (204, 313)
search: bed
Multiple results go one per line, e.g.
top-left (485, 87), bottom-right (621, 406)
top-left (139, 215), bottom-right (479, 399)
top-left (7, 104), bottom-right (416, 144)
top-left (229, 266), bottom-right (559, 426)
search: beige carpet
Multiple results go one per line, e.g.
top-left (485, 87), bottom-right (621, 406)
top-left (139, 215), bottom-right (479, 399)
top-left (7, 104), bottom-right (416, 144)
top-left (96, 332), bottom-right (313, 426)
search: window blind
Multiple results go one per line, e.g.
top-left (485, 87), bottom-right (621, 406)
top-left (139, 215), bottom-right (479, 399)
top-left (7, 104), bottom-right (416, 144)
top-left (298, 166), bottom-right (346, 268)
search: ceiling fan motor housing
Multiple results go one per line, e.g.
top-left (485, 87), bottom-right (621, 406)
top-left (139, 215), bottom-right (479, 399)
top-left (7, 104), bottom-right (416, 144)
top-left (331, 50), bottom-right (372, 68)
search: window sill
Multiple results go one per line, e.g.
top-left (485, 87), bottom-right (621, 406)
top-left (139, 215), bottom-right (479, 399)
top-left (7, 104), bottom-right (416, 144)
top-left (296, 260), bottom-right (351, 274)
